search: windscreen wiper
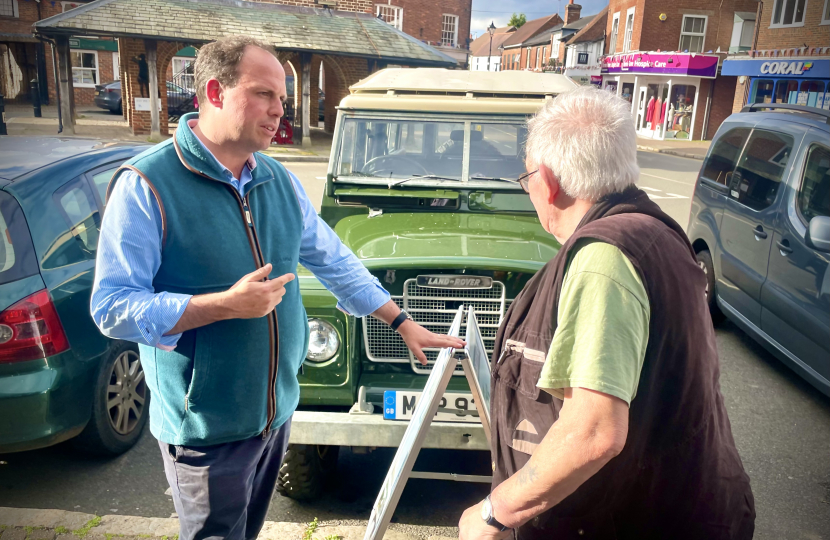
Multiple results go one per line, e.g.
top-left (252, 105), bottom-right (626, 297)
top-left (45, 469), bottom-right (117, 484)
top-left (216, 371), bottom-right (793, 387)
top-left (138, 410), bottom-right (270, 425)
top-left (387, 174), bottom-right (459, 188)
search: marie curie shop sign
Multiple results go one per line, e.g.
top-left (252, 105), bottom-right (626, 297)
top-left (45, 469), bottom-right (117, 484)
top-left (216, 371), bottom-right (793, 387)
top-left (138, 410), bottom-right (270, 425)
top-left (722, 58), bottom-right (830, 79)
top-left (602, 53), bottom-right (719, 78)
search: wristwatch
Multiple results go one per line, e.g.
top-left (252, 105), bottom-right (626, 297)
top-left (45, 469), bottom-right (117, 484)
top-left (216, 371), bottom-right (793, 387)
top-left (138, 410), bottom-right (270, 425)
top-left (389, 309), bottom-right (412, 331)
top-left (481, 494), bottom-right (510, 532)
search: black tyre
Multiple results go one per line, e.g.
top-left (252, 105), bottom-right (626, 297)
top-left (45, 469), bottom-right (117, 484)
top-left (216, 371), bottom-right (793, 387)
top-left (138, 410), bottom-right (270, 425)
top-left (696, 249), bottom-right (725, 324)
top-left (115, 100), bottom-right (122, 115)
top-left (72, 342), bottom-right (149, 455)
top-left (276, 444), bottom-right (339, 501)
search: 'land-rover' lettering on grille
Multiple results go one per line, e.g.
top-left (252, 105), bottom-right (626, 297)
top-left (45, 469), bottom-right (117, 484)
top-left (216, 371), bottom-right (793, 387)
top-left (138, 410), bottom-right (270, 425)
top-left (416, 275), bottom-right (493, 289)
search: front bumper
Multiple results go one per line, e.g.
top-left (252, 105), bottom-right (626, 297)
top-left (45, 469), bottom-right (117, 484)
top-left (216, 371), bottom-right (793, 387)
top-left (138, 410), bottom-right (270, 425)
top-left (288, 410), bottom-right (488, 451)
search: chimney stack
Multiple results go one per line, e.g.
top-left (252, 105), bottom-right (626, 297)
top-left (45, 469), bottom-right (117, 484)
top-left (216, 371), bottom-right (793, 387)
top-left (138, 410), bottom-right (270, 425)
top-left (564, 0), bottom-right (582, 25)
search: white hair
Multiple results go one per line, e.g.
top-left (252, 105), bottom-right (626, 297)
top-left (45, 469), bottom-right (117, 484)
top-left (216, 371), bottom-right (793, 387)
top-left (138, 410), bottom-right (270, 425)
top-left (525, 85), bottom-right (640, 202)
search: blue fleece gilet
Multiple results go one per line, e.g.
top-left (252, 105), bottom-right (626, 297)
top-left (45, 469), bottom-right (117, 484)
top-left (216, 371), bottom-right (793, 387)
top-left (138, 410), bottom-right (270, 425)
top-left (110, 113), bottom-right (308, 446)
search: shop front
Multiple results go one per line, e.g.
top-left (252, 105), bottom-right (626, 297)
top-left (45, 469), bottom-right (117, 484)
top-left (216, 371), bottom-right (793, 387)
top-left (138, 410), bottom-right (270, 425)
top-left (601, 52), bottom-right (719, 140)
top-left (721, 57), bottom-right (829, 109)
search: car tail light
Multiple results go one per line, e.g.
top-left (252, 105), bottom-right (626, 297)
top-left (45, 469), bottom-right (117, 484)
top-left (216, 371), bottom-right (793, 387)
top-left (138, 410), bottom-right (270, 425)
top-left (0, 289), bottom-right (70, 364)
top-left (107, 88), bottom-right (117, 93)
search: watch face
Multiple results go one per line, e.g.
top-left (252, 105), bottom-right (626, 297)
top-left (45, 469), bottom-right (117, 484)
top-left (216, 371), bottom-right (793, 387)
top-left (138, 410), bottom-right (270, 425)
top-left (481, 497), bottom-right (492, 521)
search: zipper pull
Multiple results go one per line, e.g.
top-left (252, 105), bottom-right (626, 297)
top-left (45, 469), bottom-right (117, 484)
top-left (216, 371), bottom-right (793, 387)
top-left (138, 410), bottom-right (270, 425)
top-left (242, 197), bottom-right (254, 227)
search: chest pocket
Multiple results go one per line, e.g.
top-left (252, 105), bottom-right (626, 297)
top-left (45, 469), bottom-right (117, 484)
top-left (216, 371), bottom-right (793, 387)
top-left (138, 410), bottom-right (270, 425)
top-left (493, 340), bottom-right (558, 458)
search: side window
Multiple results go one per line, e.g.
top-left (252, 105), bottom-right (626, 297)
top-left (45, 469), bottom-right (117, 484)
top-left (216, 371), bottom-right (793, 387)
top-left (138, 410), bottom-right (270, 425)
top-left (731, 129), bottom-right (794, 211)
top-left (798, 144), bottom-right (830, 224)
top-left (89, 167), bottom-right (119, 209)
top-left (0, 192), bottom-right (39, 286)
top-left (53, 178), bottom-right (101, 259)
top-left (700, 127), bottom-right (751, 186)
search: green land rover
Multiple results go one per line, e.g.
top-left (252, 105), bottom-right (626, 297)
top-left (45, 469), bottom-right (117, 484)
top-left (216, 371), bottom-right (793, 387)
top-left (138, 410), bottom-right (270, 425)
top-left (278, 68), bottom-right (577, 499)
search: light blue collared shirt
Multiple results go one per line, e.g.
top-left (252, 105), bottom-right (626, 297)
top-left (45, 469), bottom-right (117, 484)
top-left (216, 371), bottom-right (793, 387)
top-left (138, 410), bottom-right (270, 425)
top-left (91, 129), bottom-right (390, 350)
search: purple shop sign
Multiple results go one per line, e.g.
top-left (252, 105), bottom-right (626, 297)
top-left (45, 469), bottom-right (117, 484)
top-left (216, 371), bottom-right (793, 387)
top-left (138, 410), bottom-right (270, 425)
top-left (602, 53), bottom-right (719, 78)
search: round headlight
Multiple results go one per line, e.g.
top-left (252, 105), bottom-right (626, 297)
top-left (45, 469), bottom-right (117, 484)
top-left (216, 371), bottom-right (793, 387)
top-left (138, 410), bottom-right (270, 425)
top-left (306, 318), bottom-right (340, 362)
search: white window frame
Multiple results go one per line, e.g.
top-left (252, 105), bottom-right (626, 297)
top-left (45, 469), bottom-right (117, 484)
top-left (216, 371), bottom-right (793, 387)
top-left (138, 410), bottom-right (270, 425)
top-left (609, 12), bottom-right (620, 54)
top-left (526, 47), bottom-right (532, 68)
top-left (769, 0), bottom-right (808, 27)
top-left (375, 4), bottom-right (403, 31)
top-left (71, 49), bottom-right (99, 88)
top-left (441, 14), bottom-right (459, 47)
top-left (536, 47), bottom-right (541, 69)
top-left (623, 8), bottom-right (635, 52)
top-left (0, 0), bottom-right (19, 18)
top-left (552, 34), bottom-right (561, 59)
top-left (112, 51), bottom-right (120, 80)
top-left (679, 15), bottom-right (708, 53)
top-left (821, 0), bottom-right (829, 24)
top-left (172, 56), bottom-right (195, 91)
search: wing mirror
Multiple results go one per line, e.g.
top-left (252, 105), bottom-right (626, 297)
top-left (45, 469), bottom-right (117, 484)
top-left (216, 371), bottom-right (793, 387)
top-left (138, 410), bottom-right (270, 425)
top-left (806, 216), bottom-right (830, 253)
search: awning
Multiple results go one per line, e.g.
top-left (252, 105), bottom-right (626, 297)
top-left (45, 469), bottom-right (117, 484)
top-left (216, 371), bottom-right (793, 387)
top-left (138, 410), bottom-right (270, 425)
top-left (33, 0), bottom-right (457, 67)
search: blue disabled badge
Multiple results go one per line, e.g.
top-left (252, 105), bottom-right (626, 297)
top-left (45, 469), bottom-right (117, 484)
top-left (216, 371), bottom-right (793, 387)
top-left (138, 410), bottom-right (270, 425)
top-left (383, 391), bottom-right (396, 419)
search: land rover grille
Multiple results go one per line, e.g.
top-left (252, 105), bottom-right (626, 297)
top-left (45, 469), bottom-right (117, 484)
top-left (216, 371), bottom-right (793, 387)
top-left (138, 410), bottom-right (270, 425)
top-left (363, 277), bottom-right (511, 375)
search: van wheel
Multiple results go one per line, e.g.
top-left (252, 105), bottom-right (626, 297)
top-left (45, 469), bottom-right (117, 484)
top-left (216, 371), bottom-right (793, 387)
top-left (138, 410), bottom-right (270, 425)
top-left (696, 250), bottom-right (725, 324)
top-left (72, 342), bottom-right (149, 455)
top-left (276, 444), bottom-right (339, 501)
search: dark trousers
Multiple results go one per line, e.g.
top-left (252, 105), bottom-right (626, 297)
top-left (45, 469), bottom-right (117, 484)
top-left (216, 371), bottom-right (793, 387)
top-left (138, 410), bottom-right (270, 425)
top-left (158, 418), bottom-right (292, 540)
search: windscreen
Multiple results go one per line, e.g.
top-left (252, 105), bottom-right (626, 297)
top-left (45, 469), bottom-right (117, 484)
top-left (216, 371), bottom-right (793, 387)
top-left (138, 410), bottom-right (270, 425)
top-left (336, 118), bottom-right (527, 181)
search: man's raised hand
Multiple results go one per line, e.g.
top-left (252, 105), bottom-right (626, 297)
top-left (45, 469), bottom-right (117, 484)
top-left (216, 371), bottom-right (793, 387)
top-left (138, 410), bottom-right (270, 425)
top-left (223, 264), bottom-right (295, 319)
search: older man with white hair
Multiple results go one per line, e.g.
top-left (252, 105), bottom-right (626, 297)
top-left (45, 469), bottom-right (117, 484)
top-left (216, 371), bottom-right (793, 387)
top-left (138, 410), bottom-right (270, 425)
top-left (459, 86), bottom-right (755, 539)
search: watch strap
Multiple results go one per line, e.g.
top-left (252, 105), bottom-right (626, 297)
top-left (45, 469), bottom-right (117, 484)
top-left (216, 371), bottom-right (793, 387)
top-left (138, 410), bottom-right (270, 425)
top-left (484, 495), bottom-right (510, 532)
top-left (390, 310), bottom-right (410, 331)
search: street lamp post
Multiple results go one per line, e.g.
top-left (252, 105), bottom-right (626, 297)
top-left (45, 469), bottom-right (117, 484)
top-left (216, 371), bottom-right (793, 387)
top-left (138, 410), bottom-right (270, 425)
top-left (487, 21), bottom-right (496, 71)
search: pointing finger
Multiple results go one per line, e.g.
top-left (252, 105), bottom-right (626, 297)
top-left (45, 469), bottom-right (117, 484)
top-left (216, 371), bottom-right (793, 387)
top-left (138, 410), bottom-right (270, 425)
top-left (269, 272), bottom-right (296, 288)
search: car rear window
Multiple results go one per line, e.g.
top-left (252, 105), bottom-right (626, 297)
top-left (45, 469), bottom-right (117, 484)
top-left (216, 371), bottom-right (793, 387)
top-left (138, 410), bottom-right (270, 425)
top-left (0, 192), bottom-right (39, 286)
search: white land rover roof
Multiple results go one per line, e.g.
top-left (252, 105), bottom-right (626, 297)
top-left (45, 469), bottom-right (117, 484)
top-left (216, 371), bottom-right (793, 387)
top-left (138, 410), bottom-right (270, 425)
top-left (340, 68), bottom-right (579, 115)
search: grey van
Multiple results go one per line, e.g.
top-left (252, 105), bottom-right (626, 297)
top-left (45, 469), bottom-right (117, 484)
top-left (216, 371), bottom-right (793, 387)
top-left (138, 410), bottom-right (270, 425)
top-left (688, 103), bottom-right (830, 397)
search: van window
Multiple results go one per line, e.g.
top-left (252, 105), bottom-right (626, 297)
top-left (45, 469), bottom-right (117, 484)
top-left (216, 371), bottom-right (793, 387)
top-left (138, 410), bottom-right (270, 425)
top-left (700, 127), bottom-right (751, 186)
top-left (732, 129), bottom-right (794, 211)
top-left (798, 144), bottom-right (830, 224)
top-left (0, 192), bottom-right (39, 286)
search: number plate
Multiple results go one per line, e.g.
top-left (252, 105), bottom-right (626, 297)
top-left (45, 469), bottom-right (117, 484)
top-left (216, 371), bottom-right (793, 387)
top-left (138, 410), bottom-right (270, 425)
top-left (383, 390), bottom-right (481, 423)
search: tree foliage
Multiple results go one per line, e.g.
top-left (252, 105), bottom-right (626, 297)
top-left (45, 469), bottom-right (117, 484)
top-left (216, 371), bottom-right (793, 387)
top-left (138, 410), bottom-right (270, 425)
top-left (508, 13), bottom-right (527, 28)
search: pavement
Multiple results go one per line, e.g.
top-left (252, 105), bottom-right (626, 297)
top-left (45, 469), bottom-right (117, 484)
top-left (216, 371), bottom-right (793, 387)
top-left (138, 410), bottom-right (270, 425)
top-left (1, 104), bottom-right (331, 162)
top-left (0, 508), bottom-right (454, 540)
top-left (636, 136), bottom-right (710, 160)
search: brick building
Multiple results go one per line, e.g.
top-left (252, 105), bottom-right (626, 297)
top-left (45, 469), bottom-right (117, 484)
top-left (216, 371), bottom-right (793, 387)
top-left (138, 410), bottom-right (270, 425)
top-left (722, 0), bottom-right (829, 113)
top-left (599, 0), bottom-right (759, 140)
top-left (499, 14), bottom-right (563, 71)
top-left (31, 0), bottom-right (456, 139)
top-left (373, 0), bottom-right (472, 66)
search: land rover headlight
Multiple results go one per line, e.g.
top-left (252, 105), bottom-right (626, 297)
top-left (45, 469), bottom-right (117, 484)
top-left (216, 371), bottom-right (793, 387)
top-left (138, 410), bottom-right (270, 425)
top-left (306, 318), bottom-right (340, 362)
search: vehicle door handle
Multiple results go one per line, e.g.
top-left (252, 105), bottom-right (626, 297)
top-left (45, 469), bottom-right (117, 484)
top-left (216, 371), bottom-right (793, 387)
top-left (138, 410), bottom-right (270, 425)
top-left (777, 239), bottom-right (793, 255)
top-left (753, 225), bottom-right (768, 240)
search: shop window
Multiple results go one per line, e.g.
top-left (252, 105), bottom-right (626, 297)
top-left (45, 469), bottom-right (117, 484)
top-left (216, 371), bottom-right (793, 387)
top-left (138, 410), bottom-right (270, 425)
top-left (0, 0), bottom-right (18, 18)
top-left (609, 13), bottom-right (620, 54)
top-left (798, 144), bottom-right (830, 225)
top-left (578, 52), bottom-right (589, 64)
top-left (798, 80), bottom-right (827, 107)
top-left (700, 128), bottom-right (751, 186)
top-left (771, 0), bottom-right (807, 27)
top-left (679, 15), bottom-right (707, 53)
top-left (71, 50), bottom-right (98, 87)
top-left (665, 85), bottom-right (697, 139)
top-left (441, 14), bottom-right (458, 47)
top-left (376, 4), bottom-right (403, 31)
top-left (774, 80), bottom-right (800, 103)
top-left (623, 9), bottom-right (635, 52)
top-left (732, 129), bottom-right (794, 211)
top-left (751, 79), bottom-right (774, 104)
top-left (621, 82), bottom-right (634, 104)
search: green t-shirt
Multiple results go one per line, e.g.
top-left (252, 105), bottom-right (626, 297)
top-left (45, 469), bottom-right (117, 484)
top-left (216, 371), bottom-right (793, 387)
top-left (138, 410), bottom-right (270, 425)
top-left (537, 239), bottom-right (650, 405)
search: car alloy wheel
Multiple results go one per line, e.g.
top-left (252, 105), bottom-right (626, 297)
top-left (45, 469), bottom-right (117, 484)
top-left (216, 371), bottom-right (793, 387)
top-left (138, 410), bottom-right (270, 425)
top-left (698, 259), bottom-right (709, 296)
top-left (106, 350), bottom-right (147, 435)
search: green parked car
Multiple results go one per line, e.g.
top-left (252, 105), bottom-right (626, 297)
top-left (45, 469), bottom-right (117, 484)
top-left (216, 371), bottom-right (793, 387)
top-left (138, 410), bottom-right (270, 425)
top-left (279, 69), bottom-right (577, 499)
top-left (0, 137), bottom-right (149, 455)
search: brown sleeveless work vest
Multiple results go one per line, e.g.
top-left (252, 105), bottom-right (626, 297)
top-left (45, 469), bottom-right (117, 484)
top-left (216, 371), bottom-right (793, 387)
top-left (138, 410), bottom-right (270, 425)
top-left (490, 187), bottom-right (755, 539)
